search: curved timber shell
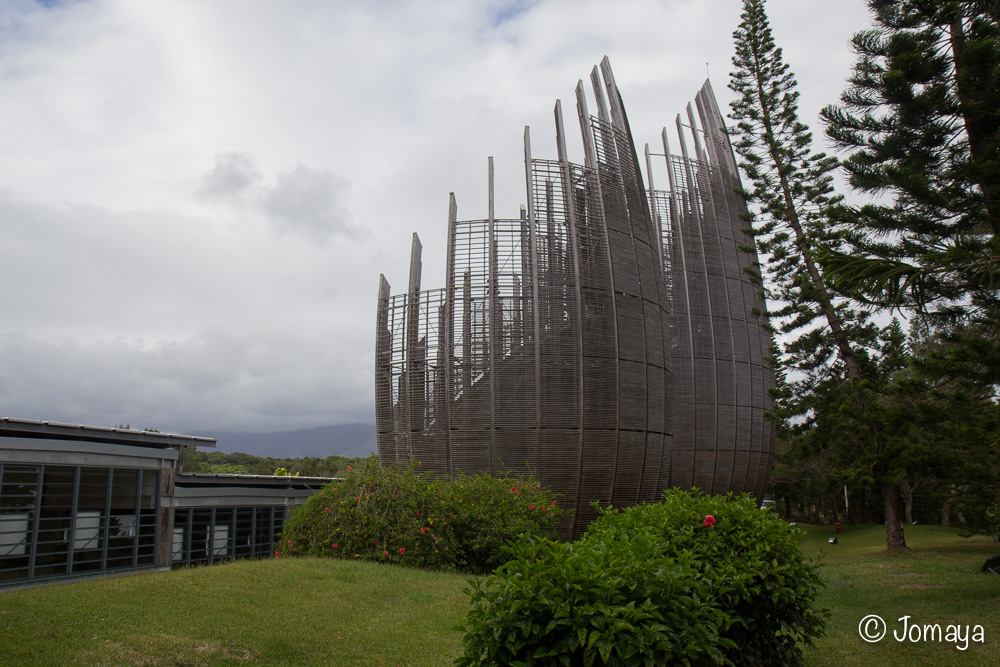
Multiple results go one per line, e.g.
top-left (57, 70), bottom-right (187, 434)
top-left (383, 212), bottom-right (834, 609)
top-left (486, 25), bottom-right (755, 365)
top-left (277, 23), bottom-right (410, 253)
top-left (375, 59), bottom-right (774, 538)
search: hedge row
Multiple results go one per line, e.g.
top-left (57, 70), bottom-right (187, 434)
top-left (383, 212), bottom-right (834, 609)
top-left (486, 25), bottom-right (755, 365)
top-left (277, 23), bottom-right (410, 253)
top-left (276, 458), bottom-right (562, 574)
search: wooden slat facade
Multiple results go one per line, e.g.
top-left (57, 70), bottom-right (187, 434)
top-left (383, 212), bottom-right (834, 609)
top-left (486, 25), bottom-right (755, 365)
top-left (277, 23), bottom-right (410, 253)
top-left (374, 62), bottom-right (775, 538)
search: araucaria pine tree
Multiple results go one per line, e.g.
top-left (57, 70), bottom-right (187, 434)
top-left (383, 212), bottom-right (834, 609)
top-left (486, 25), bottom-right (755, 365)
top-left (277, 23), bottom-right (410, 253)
top-left (821, 1), bottom-right (1000, 318)
top-left (729, 0), bottom-right (908, 548)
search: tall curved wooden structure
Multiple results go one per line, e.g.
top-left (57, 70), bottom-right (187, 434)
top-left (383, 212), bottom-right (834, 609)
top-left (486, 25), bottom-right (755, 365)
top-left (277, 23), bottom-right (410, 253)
top-left (375, 59), bottom-right (774, 537)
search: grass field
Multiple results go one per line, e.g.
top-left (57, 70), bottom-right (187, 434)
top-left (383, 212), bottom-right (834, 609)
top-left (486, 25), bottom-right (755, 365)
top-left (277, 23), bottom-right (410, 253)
top-left (1, 524), bottom-right (998, 666)
top-left (800, 523), bottom-right (1000, 666)
top-left (0, 558), bottom-right (470, 667)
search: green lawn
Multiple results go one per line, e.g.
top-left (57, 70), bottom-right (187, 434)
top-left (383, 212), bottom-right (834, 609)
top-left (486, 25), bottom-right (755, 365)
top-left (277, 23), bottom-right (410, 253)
top-left (0, 558), bottom-right (470, 667)
top-left (1, 525), bottom-right (998, 666)
top-left (800, 523), bottom-right (1000, 666)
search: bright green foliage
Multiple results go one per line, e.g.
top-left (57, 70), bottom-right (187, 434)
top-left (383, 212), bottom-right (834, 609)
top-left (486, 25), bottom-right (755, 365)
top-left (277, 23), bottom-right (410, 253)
top-left (821, 1), bottom-right (1000, 318)
top-left (277, 458), bottom-right (562, 574)
top-left (456, 490), bottom-right (825, 667)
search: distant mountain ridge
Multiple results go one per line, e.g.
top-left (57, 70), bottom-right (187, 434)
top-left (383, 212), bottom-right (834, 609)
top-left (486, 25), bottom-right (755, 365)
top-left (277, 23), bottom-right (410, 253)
top-left (205, 423), bottom-right (377, 459)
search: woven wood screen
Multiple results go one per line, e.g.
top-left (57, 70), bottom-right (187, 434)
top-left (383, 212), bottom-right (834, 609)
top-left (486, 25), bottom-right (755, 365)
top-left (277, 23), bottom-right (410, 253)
top-left (375, 61), bottom-right (775, 537)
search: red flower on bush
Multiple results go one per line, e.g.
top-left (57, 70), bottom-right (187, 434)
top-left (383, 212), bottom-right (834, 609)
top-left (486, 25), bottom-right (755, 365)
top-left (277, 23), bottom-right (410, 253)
top-left (528, 504), bottom-right (535, 510)
top-left (415, 511), bottom-right (420, 517)
top-left (384, 550), bottom-right (389, 557)
top-left (355, 496), bottom-right (360, 501)
top-left (399, 548), bottom-right (406, 555)
top-left (703, 515), bottom-right (716, 528)
top-left (347, 466), bottom-right (352, 471)
top-left (325, 507), bottom-right (331, 512)
top-left (274, 550), bottom-right (279, 558)
top-left (333, 544), bottom-right (339, 549)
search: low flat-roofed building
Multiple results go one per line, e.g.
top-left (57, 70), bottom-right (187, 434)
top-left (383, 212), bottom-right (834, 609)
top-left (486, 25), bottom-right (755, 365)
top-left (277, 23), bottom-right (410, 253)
top-left (0, 417), bottom-right (331, 589)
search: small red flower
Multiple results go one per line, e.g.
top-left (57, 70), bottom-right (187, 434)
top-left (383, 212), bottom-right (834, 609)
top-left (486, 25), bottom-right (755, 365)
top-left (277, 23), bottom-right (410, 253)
top-left (347, 466), bottom-right (352, 471)
top-left (399, 548), bottom-right (406, 555)
top-left (433, 535), bottom-right (438, 541)
top-left (287, 539), bottom-right (292, 545)
top-left (511, 486), bottom-right (516, 492)
top-left (528, 504), bottom-right (535, 510)
top-left (274, 550), bottom-right (279, 558)
top-left (552, 501), bottom-right (557, 506)
top-left (374, 541), bottom-right (379, 546)
top-left (384, 550), bottom-right (389, 556)
top-left (355, 496), bottom-right (360, 501)
top-left (703, 515), bottom-right (716, 528)
top-left (420, 527), bottom-right (426, 534)
top-left (333, 544), bottom-right (339, 549)
top-left (325, 507), bottom-right (331, 512)
top-left (415, 511), bottom-right (420, 517)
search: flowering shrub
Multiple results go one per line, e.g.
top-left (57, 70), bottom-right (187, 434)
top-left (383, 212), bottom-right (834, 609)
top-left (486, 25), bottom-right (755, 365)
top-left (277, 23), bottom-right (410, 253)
top-left (457, 489), bottom-right (826, 667)
top-left (276, 457), bottom-right (562, 573)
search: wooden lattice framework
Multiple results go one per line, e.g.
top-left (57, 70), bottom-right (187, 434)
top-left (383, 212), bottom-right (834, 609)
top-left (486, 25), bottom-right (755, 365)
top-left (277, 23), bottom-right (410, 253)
top-left (375, 59), bottom-right (774, 537)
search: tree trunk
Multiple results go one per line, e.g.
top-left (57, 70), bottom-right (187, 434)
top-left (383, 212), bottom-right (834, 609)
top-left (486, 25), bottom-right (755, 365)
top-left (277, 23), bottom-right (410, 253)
top-left (900, 479), bottom-right (918, 525)
top-left (884, 482), bottom-right (908, 549)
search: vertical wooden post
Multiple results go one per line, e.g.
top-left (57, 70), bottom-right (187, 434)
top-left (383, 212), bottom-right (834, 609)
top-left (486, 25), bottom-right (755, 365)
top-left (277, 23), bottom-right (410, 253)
top-left (555, 99), bottom-right (587, 534)
top-left (488, 157), bottom-right (498, 475)
top-left (443, 194), bottom-right (458, 476)
top-left (406, 234), bottom-right (423, 458)
top-left (524, 127), bottom-right (542, 475)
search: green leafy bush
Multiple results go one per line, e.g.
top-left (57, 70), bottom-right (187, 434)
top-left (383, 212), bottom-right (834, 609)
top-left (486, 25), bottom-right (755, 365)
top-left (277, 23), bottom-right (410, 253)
top-left (456, 489), bottom-right (826, 667)
top-left (276, 457), bottom-right (562, 573)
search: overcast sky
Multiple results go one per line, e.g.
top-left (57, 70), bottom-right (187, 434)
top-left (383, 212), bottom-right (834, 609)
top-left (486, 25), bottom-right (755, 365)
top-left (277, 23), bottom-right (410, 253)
top-left (0, 0), bottom-right (873, 436)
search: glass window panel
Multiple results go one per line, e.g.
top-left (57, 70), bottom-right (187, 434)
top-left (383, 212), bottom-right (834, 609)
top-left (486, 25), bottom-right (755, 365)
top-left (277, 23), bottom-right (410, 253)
top-left (140, 471), bottom-right (158, 510)
top-left (1, 465), bottom-right (40, 510)
top-left (110, 470), bottom-right (138, 512)
top-left (77, 469), bottom-right (109, 512)
top-left (172, 528), bottom-right (186, 563)
top-left (0, 512), bottom-right (30, 557)
top-left (73, 511), bottom-right (102, 551)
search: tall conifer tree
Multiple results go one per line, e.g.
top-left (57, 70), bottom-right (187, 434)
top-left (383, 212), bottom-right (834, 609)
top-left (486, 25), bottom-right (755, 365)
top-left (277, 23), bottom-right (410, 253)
top-left (821, 1), bottom-right (1000, 318)
top-left (728, 0), bottom-right (907, 547)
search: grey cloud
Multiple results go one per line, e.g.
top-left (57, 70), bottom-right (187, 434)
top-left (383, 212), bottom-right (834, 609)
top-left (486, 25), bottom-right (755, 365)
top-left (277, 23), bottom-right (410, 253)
top-left (198, 151), bottom-right (262, 202)
top-left (260, 165), bottom-right (356, 244)
top-left (0, 328), bottom-right (374, 435)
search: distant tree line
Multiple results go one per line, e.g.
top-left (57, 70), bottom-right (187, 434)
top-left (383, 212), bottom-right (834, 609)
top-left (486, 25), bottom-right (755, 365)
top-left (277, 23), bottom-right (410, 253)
top-left (181, 450), bottom-right (372, 477)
